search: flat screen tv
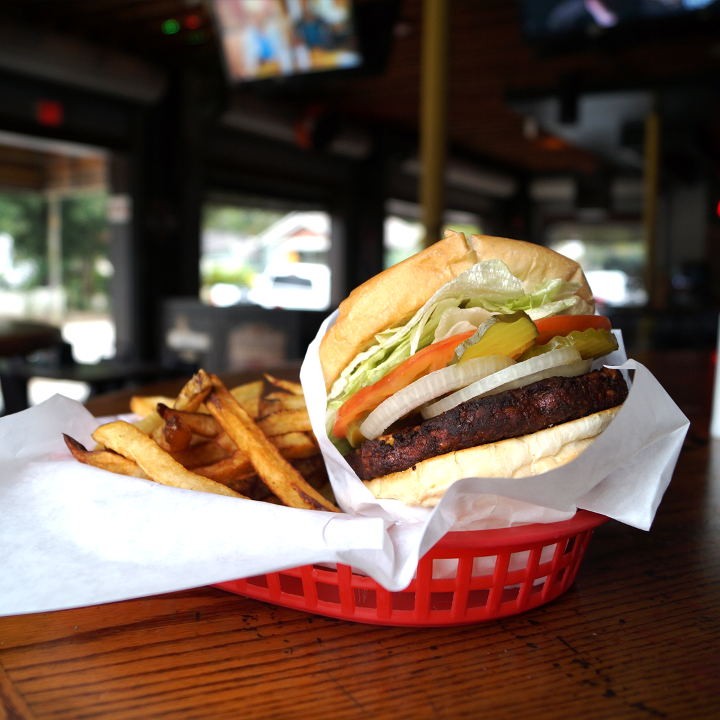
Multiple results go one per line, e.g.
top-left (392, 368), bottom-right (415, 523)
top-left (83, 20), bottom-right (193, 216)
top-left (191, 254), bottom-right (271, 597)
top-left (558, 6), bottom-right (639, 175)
top-left (518, 0), bottom-right (720, 51)
top-left (212, 0), bottom-right (364, 84)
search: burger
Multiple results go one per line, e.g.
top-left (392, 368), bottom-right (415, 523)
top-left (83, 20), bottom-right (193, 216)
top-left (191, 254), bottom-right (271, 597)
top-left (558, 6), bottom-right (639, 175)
top-left (318, 231), bottom-right (629, 507)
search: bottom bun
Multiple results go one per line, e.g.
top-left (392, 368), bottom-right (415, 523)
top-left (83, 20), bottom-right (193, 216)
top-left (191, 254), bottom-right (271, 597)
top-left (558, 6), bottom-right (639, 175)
top-left (363, 406), bottom-right (621, 507)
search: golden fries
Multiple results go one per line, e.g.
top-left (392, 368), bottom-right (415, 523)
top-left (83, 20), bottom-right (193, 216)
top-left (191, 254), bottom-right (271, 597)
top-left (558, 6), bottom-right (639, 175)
top-left (67, 368), bottom-right (337, 512)
top-left (259, 392), bottom-right (307, 416)
top-left (92, 421), bottom-right (246, 498)
top-left (169, 440), bottom-right (231, 469)
top-left (193, 451), bottom-right (253, 483)
top-left (154, 411), bottom-right (194, 453)
top-left (174, 369), bottom-right (213, 412)
top-left (270, 432), bottom-right (318, 459)
top-left (264, 374), bottom-right (303, 396)
top-left (158, 405), bottom-right (221, 437)
top-left (129, 370), bottom-right (212, 438)
top-left (229, 380), bottom-right (264, 419)
top-left (191, 432), bottom-right (318, 483)
top-left (206, 375), bottom-right (339, 512)
top-left (129, 395), bottom-right (175, 418)
top-left (257, 408), bottom-right (312, 436)
top-left (64, 434), bottom-right (149, 479)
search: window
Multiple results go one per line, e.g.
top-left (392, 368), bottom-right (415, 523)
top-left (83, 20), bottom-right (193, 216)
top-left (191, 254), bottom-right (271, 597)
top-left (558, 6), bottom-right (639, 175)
top-left (200, 202), bottom-right (331, 311)
top-left (0, 133), bottom-right (114, 407)
top-left (383, 200), bottom-right (482, 269)
top-left (545, 221), bottom-right (647, 307)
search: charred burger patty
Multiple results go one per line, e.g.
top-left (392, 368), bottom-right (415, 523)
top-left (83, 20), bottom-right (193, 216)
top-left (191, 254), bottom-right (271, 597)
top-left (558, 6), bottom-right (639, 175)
top-left (346, 367), bottom-right (628, 481)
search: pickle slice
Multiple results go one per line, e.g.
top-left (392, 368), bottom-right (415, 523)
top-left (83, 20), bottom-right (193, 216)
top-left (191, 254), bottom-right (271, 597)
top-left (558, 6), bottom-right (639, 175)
top-left (517, 328), bottom-right (618, 362)
top-left (457, 311), bottom-right (539, 364)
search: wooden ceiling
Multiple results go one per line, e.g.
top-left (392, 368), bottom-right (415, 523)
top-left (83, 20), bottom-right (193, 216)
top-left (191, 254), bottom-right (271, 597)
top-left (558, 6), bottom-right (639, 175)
top-left (3, 0), bottom-right (719, 175)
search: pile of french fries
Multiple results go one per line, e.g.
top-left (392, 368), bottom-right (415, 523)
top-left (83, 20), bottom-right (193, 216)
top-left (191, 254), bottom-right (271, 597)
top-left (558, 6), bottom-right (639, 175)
top-left (64, 370), bottom-right (339, 513)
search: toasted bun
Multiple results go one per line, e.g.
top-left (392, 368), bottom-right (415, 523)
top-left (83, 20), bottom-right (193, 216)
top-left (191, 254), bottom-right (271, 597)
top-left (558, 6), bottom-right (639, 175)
top-left (363, 406), bottom-right (620, 507)
top-left (319, 232), bottom-right (593, 391)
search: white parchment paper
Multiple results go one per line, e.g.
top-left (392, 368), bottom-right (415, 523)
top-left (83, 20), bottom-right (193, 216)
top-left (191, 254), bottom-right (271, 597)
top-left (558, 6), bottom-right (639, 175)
top-left (0, 315), bottom-right (689, 617)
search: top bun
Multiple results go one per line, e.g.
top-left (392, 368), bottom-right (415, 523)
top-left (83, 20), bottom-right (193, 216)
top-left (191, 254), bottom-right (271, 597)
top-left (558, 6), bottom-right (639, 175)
top-left (319, 231), bottom-right (594, 391)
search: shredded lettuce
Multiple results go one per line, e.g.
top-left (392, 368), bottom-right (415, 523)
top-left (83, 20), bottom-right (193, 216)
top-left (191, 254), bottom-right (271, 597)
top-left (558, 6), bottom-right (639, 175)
top-left (326, 260), bottom-right (591, 445)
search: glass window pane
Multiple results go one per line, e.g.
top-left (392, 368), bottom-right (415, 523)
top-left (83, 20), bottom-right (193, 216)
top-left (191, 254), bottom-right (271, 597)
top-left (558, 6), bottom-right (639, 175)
top-left (200, 204), bottom-right (332, 311)
top-left (383, 201), bottom-right (482, 269)
top-left (546, 221), bottom-right (647, 307)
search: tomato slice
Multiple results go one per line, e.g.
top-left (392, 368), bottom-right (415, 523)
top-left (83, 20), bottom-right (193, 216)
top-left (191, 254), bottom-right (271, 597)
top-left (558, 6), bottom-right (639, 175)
top-left (533, 315), bottom-right (611, 346)
top-left (333, 330), bottom-right (475, 441)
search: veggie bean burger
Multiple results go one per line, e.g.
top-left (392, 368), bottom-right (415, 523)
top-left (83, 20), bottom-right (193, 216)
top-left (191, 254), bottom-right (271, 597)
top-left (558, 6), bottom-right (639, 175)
top-left (318, 231), bottom-right (628, 507)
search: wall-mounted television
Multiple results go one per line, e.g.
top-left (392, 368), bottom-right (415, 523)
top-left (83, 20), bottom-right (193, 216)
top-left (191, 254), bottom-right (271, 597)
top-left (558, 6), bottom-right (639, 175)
top-left (518, 0), bottom-right (720, 53)
top-left (212, 0), bottom-right (364, 84)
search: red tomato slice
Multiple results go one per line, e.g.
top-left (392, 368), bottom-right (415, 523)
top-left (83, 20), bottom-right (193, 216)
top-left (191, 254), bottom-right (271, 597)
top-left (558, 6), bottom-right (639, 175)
top-left (333, 330), bottom-right (475, 441)
top-left (533, 315), bottom-right (611, 346)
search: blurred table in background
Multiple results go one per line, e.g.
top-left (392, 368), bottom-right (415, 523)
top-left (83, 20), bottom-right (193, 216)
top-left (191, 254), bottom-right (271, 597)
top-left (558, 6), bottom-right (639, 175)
top-left (0, 318), bottom-right (63, 413)
top-left (0, 316), bottom-right (191, 415)
top-left (0, 318), bottom-right (62, 357)
top-left (0, 351), bottom-right (718, 720)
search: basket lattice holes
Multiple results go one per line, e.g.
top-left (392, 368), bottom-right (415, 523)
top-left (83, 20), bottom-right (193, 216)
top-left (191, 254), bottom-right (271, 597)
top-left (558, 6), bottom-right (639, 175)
top-left (216, 523), bottom-right (597, 626)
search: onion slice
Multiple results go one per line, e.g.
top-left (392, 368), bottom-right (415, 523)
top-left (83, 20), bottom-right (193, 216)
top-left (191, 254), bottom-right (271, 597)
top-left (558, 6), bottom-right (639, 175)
top-left (422, 346), bottom-right (586, 419)
top-left (359, 355), bottom-right (515, 440)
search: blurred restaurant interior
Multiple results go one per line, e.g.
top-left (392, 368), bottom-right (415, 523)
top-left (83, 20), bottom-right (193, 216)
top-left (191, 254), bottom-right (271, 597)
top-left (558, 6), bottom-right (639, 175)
top-left (0, 0), bottom-right (719, 413)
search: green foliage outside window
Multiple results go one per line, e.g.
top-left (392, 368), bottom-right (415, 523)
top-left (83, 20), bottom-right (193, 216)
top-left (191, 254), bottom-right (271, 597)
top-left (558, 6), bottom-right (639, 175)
top-left (0, 192), bottom-right (47, 287)
top-left (61, 194), bottom-right (110, 311)
top-left (0, 190), bottom-right (110, 311)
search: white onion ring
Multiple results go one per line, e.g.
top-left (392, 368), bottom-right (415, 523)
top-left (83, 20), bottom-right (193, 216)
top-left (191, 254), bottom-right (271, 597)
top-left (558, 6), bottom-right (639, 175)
top-left (359, 355), bottom-right (515, 440)
top-left (421, 346), bottom-right (586, 419)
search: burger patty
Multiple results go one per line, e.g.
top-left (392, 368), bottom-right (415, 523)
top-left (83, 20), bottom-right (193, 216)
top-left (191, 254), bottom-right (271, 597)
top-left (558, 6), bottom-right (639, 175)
top-left (346, 367), bottom-right (628, 481)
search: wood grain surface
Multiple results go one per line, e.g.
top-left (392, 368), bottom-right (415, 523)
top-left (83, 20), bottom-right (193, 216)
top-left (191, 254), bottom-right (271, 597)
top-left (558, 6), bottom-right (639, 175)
top-left (1, 352), bottom-right (718, 719)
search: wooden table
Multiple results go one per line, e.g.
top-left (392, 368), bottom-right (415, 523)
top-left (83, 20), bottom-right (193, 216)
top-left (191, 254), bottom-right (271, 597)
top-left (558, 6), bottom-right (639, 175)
top-left (1, 353), bottom-right (718, 719)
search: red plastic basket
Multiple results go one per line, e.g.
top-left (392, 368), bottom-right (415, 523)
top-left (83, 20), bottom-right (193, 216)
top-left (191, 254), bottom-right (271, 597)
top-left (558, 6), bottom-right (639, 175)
top-left (216, 510), bottom-right (608, 626)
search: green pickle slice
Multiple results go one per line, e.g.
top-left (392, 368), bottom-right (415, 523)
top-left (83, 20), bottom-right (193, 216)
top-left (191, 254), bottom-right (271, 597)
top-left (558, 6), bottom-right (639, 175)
top-left (518, 328), bottom-right (618, 362)
top-left (457, 311), bottom-right (539, 364)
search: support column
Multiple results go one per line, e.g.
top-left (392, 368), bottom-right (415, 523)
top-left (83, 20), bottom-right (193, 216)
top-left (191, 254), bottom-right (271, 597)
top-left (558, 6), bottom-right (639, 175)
top-left (46, 192), bottom-right (63, 323)
top-left (47, 193), bottom-right (62, 290)
top-left (420, 0), bottom-right (449, 249)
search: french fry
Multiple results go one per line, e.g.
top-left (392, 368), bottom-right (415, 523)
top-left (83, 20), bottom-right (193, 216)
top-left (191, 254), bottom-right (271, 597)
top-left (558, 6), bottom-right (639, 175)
top-left (174, 369), bottom-right (213, 412)
top-left (130, 371), bottom-right (213, 439)
top-left (193, 451), bottom-right (253, 482)
top-left (264, 374), bottom-right (303, 396)
top-left (270, 432), bottom-right (319, 459)
top-left (229, 380), bottom-right (264, 419)
top-left (158, 404), bottom-right (221, 438)
top-left (259, 392), bottom-right (307, 416)
top-left (214, 431), bottom-right (238, 453)
top-left (71, 366), bottom-right (336, 511)
top-left (206, 376), bottom-right (339, 512)
top-left (132, 411), bottom-right (164, 436)
top-left (64, 434), bottom-right (149, 479)
top-left (169, 440), bottom-right (231, 469)
top-left (187, 432), bottom-right (316, 478)
top-left (129, 395), bottom-right (175, 418)
top-left (257, 408), bottom-right (312, 437)
top-left (155, 412), bottom-right (194, 453)
top-left (92, 421), bottom-right (246, 499)
top-left (264, 392), bottom-right (307, 406)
